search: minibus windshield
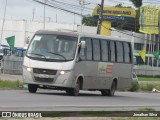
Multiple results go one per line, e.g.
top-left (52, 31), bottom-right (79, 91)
top-left (27, 34), bottom-right (78, 62)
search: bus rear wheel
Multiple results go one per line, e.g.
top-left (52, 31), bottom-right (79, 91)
top-left (108, 81), bottom-right (116, 96)
top-left (28, 84), bottom-right (38, 93)
top-left (101, 81), bottom-right (116, 96)
top-left (101, 90), bottom-right (108, 96)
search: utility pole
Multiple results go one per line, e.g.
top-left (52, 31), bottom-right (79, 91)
top-left (56, 14), bottom-right (57, 23)
top-left (32, 8), bottom-right (35, 21)
top-left (97, 0), bottom-right (104, 34)
top-left (79, 0), bottom-right (84, 32)
top-left (79, 0), bottom-right (90, 32)
top-left (43, 0), bottom-right (47, 29)
top-left (0, 0), bottom-right (7, 47)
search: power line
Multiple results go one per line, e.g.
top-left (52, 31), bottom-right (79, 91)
top-left (32, 0), bottom-right (82, 16)
top-left (48, 0), bottom-right (93, 13)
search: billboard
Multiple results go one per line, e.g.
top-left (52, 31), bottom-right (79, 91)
top-left (93, 7), bottom-right (135, 21)
top-left (139, 5), bottom-right (160, 34)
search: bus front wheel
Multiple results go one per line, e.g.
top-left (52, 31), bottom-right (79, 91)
top-left (28, 84), bottom-right (38, 93)
top-left (67, 80), bottom-right (80, 96)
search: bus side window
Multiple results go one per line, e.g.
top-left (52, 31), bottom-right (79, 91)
top-left (79, 47), bottom-right (85, 60)
top-left (124, 42), bottom-right (131, 63)
top-left (110, 41), bottom-right (116, 62)
top-left (100, 40), bottom-right (109, 61)
top-left (116, 41), bottom-right (124, 63)
top-left (92, 39), bottom-right (100, 61)
top-left (85, 38), bottom-right (93, 61)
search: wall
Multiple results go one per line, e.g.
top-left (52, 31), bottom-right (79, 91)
top-left (0, 20), bottom-right (77, 48)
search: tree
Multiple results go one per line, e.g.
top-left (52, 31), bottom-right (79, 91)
top-left (130, 0), bottom-right (142, 8)
top-left (82, 14), bottom-right (97, 26)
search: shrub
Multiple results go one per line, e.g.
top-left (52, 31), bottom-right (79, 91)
top-left (129, 81), bottom-right (139, 92)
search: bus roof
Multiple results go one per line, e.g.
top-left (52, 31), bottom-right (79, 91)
top-left (35, 30), bottom-right (79, 37)
top-left (35, 30), bottom-right (131, 43)
top-left (79, 32), bottom-right (131, 43)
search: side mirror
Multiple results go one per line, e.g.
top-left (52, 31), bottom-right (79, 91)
top-left (81, 41), bottom-right (85, 48)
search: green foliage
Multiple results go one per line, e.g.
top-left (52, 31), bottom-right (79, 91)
top-left (114, 117), bottom-right (159, 120)
top-left (0, 80), bottom-right (23, 89)
top-left (140, 84), bottom-right (155, 91)
top-left (139, 108), bottom-right (155, 111)
top-left (138, 77), bottom-right (160, 81)
top-left (129, 81), bottom-right (140, 91)
top-left (130, 0), bottom-right (143, 8)
top-left (82, 14), bottom-right (97, 26)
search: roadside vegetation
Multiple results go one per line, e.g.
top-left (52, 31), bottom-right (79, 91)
top-left (113, 118), bottom-right (160, 120)
top-left (126, 76), bottom-right (160, 92)
top-left (138, 76), bottom-right (160, 81)
top-left (0, 80), bottom-right (23, 89)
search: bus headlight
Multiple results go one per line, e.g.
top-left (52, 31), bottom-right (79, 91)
top-left (60, 70), bottom-right (71, 75)
top-left (27, 67), bottom-right (32, 72)
top-left (60, 71), bottom-right (65, 75)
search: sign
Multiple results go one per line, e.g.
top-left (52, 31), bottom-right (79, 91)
top-left (139, 5), bottom-right (160, 34)
top-left (100, 21), bottom-right (111, 36)
top-left (93, 7), bottom-right (135, 21)
top-left (98, 63), bottom-right (113, 76)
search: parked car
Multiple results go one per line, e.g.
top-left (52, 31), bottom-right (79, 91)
top-left (132, 72), bottom-right (138, 81)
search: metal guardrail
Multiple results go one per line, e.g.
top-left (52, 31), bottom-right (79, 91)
top-left (1, 56), bottom-right (23, 75)
top-left (133, 65), bottom-right (160, 76)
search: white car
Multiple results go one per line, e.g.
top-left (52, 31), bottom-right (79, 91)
top-left (132, 72), bottom-right (138, 81)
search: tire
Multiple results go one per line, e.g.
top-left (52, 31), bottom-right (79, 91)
top-left (69, 80), bottom-right (80, 96)
top-left (108, 81), bottom-right (116, 96)
top-left (66, 89), bottom-right (72, 95)
top-left (101, 81), bottom-right (116, 96)
top-left (28, 84), bottom-right (38, 93)
top-left (101, 90), bottom-right (108, 96)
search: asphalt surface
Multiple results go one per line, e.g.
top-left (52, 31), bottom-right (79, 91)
top-left (0, 89), bottom-right (160, 111)
top-left (0, 73), bottom-right (160, 112)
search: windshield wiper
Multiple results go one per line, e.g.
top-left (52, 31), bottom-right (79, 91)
top-left (27, 53), bottom-right (46, 60)
top-left (47, 52), bottom-right (66, 61)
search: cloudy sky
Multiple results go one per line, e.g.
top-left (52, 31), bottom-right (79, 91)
top-left (0, 0), bottom-right (159, 24)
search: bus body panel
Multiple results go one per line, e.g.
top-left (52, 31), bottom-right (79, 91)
top-left (23, 56), bottom-right (76, 88)
top-left (75, 62), bottom-right (132, 90)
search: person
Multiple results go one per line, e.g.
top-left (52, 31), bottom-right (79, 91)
top-left (36, 40), bottom-right (48, 54)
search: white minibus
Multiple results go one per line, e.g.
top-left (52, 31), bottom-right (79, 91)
top-left (23, 30), bottom-right (133, 96)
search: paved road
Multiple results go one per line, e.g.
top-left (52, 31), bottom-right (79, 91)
top-left (0, 89), bottom-right (160, 111)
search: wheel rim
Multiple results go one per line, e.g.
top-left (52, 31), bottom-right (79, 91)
top-left (111, 82), bottom-right (116, 96)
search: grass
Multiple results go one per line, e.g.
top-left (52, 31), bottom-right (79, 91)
top-left (139, 83), bottom-right (160, 91)
top-left (0, 80), bottom-right (23, 89)
top-left (128, 81), bottom-right (160, 92)
top-left (113, 118), bottom-right (160, 120)
top-left (138, 77), bottom-right (160, 82)
top-left (138, 108), bottom-right (155, 111)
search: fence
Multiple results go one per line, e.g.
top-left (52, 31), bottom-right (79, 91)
top-left (133, 65), bottom-right (160, 76)
top-left (1, 56), bottom-right (23, 75)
